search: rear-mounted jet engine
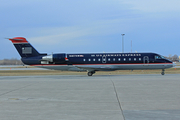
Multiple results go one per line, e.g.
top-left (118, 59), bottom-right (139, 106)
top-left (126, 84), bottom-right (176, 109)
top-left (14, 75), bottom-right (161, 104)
top-left (41, 53), bottom-right (67, 64)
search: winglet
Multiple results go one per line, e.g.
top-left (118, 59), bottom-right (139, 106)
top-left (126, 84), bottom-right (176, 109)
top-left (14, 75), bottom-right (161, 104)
top-left (8, 37), bottom-right (28, 44)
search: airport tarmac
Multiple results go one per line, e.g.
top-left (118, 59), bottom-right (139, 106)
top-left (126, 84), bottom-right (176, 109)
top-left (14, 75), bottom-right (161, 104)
top-left (0, 74), bottom-right (180, 120)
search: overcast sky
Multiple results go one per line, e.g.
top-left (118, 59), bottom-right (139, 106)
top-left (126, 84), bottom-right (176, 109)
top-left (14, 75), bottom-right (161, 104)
top-left (0, 0), bottom-right (180, 59)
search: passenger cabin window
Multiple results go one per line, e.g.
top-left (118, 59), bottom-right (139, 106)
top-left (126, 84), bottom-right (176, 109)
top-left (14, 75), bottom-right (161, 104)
top-left (98, 58), bottom-right (101, 61)
top-left (124, 58), bottom-right (126, 61)
top-left (118, 58), bottom-right (121, 61)
top-left (93, 58), bottom-right (95, 61)
top-left (134, 58), bottom-right (136, 61)
top-left (83, 59), bottom-right (86, 61)
top-left (139, 58), bottom-right (141, 61)
top-left (108, 58), bottom-right (111, 61)
top-left (88, 59), bottom-right (91, 61)
top-left (129, 58), bottom-right (131, 61)
top-left (113, 58), bottom-right (115, 61)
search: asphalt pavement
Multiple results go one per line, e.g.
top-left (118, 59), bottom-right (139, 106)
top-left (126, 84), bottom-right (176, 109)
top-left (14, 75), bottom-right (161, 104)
top-left (0, 74), bottom-right (180, 120)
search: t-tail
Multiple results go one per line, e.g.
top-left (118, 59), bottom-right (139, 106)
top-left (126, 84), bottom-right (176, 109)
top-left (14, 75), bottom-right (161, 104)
top-left (9, 37), bottom-right (66, 65)
top-left (9, 37), bottom-right (43, 58)
top-left (9, 37), bottom-right (47, 65)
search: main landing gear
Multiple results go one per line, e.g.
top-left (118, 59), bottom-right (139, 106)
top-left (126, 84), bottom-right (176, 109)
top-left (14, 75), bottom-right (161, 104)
top-left (87, 71), bottom-right (95, 76)
top-left (161, 69), bottom-right (165, 75)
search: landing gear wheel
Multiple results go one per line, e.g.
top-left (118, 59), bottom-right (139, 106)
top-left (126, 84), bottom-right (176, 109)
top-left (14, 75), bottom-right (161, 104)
top-left (88, 72), bottom-right (93, 76)
top-left (161, 72), bottom-right (165, 75)
top-left (161, 69), bottom-right (165, 75)
top-left (87, 71), bottom-right (95, 76)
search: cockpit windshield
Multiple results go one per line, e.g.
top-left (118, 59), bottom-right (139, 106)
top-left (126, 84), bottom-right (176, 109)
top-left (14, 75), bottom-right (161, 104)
top-left (155, 55), bottom-right (164, 59)
top-left (161, 56), bottom-right (165, 59)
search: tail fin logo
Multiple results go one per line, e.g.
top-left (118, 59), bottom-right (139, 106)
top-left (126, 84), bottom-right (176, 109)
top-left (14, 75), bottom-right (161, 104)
top-left (22, 47), bottom-right (32, 54)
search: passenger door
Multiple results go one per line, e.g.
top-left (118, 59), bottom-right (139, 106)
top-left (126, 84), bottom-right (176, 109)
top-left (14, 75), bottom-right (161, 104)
top-left (143, 56), bottom-right (149, 64)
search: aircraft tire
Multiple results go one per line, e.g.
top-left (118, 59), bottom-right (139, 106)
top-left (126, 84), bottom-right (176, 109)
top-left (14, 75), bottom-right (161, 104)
top-left (87, 72), bottom-right (93, 76)
top-left (161, 69), bottom-right (165, 75)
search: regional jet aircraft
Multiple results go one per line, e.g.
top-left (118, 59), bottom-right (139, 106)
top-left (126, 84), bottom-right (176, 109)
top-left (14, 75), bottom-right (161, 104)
top-left (8, 37), bottom-right (175, 76)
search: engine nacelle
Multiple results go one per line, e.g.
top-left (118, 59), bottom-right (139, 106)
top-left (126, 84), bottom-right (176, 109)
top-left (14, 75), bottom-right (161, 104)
top-left (53, 54), bottom-right (66, 63)
top-left (41, 53), bottom-right (66, 64)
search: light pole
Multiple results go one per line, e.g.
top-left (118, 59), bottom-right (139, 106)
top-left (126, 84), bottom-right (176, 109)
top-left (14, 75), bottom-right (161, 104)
top-left (121, 34), bottom-right (125, 53)
top-left (131, 40), bottom-right (132, 53)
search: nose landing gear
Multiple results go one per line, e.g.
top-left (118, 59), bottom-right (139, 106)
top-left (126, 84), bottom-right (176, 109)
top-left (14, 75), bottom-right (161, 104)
top-left (161, 69), bottom-right (165, 75)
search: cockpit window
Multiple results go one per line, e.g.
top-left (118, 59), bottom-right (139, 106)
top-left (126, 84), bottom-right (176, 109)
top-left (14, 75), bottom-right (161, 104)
top-left (155, 55), bottom-right (162, 59)
top-left (161, 56), bottom-right (165, 59)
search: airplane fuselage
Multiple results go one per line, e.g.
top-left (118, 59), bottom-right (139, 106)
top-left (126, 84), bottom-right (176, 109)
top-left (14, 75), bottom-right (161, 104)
top-left (22, 52), bottom-right (174, 75)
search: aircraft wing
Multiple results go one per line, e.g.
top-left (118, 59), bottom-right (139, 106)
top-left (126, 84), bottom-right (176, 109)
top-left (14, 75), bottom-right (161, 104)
top-left (75, 65), bottom-right (116, 72)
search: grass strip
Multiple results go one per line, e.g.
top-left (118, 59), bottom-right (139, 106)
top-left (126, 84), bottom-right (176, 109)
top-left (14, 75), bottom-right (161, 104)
top-left (0, 68), bottom-right (179, 76)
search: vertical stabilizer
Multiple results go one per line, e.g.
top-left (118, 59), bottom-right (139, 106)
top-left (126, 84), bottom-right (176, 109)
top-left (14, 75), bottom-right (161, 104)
top-left (9, 37), bottom-right (40, 58)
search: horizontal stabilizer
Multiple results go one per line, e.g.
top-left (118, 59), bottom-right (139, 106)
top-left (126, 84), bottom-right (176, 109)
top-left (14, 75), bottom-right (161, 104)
top-left (8, 37), bottom-right (28, 44)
